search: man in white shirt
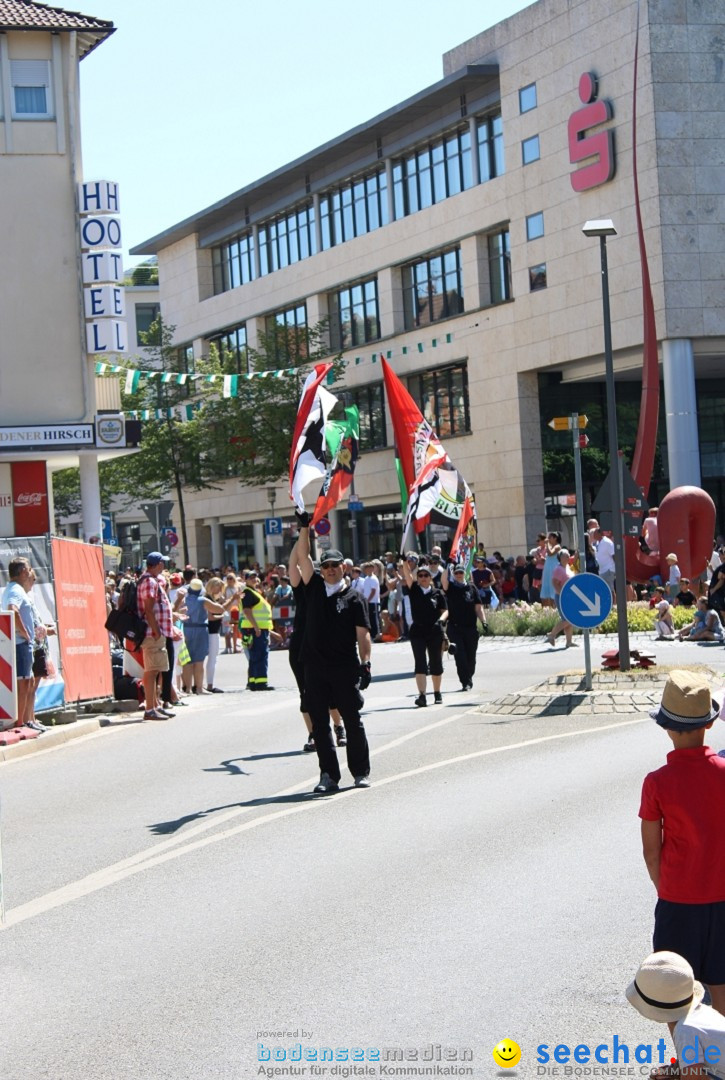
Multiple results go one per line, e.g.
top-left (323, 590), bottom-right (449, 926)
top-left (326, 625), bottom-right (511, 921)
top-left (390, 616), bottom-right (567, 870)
top-left (360, 561), bottom-right (381, 640)
top-left (593, 527), bottom-right (616, 596)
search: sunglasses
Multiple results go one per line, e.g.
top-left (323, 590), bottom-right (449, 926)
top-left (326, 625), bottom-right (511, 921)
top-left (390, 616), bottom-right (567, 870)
top-left (417, 571), bottom-right (432, 578)
top-left (320, 562), bottom-right (341, 570)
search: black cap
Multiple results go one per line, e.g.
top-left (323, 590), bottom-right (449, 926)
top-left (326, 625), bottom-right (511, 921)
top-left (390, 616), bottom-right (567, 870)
top-left (453, 564), bottom-right (466, 573)
top-left (320, 549), bottom-right (344, 564)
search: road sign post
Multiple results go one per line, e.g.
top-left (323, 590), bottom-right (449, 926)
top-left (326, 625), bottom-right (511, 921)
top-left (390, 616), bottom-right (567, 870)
top-left (571, 413), bottom-right (594, 690)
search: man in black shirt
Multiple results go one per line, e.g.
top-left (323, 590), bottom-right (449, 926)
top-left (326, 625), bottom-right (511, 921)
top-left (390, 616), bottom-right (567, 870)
top-left (400, 557), bottom-right (448, 706)
top-left (296, 513), bottom-right (372, 794)
top-left (441, 564), bottom-right (485, 690)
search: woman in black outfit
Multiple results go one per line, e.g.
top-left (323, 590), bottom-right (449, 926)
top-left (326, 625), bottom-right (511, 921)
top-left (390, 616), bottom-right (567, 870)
top-left (400, 557), bottom-right (448, 707)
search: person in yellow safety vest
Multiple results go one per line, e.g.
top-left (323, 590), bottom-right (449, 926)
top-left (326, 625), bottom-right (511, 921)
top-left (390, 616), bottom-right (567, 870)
top-left (240, 572), bottom-right (275, 691)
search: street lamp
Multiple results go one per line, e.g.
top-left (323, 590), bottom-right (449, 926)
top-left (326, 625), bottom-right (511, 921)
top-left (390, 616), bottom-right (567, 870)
top-left (582, 219), bottom-right (630, 671)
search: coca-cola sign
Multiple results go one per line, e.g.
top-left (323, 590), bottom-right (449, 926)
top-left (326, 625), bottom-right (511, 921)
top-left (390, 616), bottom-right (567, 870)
top-left (11, 462), bottom-right (49, 536)
top-left (15, 492), bottom-right (45, 507)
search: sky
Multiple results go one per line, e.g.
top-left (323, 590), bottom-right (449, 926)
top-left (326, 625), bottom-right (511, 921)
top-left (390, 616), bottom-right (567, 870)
top-left (79, 0), bottom-right (537, 268)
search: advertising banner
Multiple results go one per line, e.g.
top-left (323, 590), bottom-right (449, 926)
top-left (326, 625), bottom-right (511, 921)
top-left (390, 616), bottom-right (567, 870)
top-left (0, 536), bottom-right (64, 711)
top-left (51, 537), bottom-right (112, 702)
top-left (11, 462), bottom-right (50, 535)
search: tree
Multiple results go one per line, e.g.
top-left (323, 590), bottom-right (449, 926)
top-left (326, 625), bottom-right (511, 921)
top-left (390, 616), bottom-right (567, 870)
top-left (196, 317), bottom-right (344, 487)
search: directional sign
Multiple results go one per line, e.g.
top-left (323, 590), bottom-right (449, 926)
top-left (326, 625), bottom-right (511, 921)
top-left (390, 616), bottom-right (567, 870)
top-left (348, 500), bottom-right (364, 511)
top-left (548, 415), bottom-right (588, 431)
top-left (559, 573), bottom-right (613, 629)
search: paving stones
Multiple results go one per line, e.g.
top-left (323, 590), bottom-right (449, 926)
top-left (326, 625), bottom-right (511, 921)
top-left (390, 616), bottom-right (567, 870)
top-left (481, 669), bottom-right (717, 718)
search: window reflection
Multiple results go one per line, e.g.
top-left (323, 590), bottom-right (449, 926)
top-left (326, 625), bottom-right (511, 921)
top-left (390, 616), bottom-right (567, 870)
top-left (402, 248), bottom-right (464, 329)
top-left (407, 364), bottom-right (470, 438)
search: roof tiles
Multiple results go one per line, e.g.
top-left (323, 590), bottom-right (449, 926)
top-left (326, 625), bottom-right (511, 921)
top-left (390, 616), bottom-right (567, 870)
top-left (0, 0), bottom-right (113, 52)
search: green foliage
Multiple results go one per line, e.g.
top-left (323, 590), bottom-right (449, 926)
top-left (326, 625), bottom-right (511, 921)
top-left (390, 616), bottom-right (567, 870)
top-left (199, 317), bottom-right (344, 486)
top-left (128, 263), bottom-right (158, 286)
top-left (50, 467), bottom-right (81, 519)
top-left (486, 600), bottom-right (699, 637)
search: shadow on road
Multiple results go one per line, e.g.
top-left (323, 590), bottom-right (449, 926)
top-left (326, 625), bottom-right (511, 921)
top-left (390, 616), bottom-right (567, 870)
top-left (147, 790), bottom-right (316, 835)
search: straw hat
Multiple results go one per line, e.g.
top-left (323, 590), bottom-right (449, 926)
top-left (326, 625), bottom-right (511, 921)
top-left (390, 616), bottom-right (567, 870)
top-left (649, 669), bottom-right (719, 732)
top-left (187, 578), bottom-right (204, 592)
top-left (665, 552), bottom-right (679, 562)
top-left (626, 951), bottom-right (703, 1022)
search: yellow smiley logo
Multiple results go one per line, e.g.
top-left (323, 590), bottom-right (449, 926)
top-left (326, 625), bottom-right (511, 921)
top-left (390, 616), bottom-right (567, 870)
top-left (492, 1039), bottom-right (521, 1068)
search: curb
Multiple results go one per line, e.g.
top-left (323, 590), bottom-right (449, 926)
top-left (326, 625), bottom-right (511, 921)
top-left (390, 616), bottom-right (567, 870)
top-left (0, 717), bottom-right (105, 763)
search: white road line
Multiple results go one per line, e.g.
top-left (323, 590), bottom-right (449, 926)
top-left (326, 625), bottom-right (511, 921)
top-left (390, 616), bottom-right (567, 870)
top-left (2, 714), bottom-right (646, 929)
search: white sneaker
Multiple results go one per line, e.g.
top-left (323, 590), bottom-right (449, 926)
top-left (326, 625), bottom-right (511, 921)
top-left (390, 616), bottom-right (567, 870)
top-left (313, 773), bottom-right (339, 794)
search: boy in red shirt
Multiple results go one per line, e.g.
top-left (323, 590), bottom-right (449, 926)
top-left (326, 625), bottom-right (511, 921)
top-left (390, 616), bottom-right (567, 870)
top-left (639, 670), bottom-right (725, 1019)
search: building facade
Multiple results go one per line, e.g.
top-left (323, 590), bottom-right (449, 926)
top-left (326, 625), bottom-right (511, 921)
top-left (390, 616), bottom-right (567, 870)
top-left (0, 0), bottom-right (141, 541)
top-left (133, 0), bottom-right (724, 567)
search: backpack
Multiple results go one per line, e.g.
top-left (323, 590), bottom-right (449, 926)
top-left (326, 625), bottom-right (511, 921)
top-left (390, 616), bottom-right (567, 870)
top-left (105, 577), bottom-right (148, 649)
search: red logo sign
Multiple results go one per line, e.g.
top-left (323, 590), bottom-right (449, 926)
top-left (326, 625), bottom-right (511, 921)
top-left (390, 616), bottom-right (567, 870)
top-left (11, 461), bottom-right (50, 535)
top-left (568, 72), bottom-right (615, 192)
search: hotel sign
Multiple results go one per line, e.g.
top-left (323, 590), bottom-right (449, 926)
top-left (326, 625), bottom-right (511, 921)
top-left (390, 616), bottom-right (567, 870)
top-left (0, 425), bottom-right (95, 448)
top-left (78, 180), bottom-right (128, 354)
top-left (0, 418), bottom-right (128, 450)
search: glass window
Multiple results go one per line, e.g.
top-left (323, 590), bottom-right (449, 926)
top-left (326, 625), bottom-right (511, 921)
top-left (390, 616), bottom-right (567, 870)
top-left (519, 83), bottom-right (537, 113)
top-left (11, 60), bottom-right (52, 117)
top-left (330, 278), bottom-right (380, 351)
top-left (393, 125), bottom-right (482, 220)
top-left (529, 264), bottom-right (547, 291)
top-left (344, 384), bottom-right (387, 451)
top-left (319, 167), bottom-right (388, 249)
top-left (526, 212), bottom-right (545, 240)
top-left (522, 135), bottom-right (540, 165)
top-left (135, 303), bottom-right (160, 345)
top-left (402, 248), bottom-right (463, 329)
top-left (407, 363), bottom-right (470, 438)
top-left (212, 231), bottom-right (256, 295)
top-left (265, 304), bottom-right (308, 364)
top-left (477, 113), bottom-right (505, 184)
top-left (487, 230), bottom-right (511, 305)
top-left (258, 203), bottom-right (317, 276)
top-left (208, 323), bottom-right (248, 373)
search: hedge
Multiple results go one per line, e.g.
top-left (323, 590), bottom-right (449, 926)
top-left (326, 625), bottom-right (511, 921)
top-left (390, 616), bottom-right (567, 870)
top-left (485, 601), bottom-right (700, 637)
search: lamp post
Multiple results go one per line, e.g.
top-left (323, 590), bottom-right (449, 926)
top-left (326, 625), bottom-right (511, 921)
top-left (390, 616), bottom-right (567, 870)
top-left (582, 219), bottom-right (630, 671)
top-left (267, 487), bottom-right (276, 567)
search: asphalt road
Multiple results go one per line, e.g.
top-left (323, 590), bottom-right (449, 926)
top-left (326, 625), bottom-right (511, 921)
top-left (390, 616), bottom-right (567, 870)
top-left (1, 633), bottom-right (724, 1080)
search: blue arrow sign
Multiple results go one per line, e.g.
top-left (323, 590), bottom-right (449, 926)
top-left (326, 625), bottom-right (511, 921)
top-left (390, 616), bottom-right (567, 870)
top-left (559, 573), bottom-right (613, 629)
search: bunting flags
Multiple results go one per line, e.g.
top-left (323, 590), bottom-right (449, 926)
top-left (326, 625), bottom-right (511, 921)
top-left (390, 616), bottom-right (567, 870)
top-left (95, 360), bottom-right (298, 393)
top-left (311, 406), bottom-right (359, 526)
top-left (289, 363), bottom-right (336, 511)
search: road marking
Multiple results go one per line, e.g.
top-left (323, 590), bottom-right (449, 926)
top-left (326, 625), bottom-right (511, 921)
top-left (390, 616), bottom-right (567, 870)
top-left (2, 714), bottom-right (646, 929)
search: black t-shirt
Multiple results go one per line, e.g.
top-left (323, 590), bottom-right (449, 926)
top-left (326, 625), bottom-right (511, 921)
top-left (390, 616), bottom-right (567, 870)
top-left (514, 564), bottom-right (527, 591)
top-left (708, 564), bottom-right (725, 608)
top-left (408, 582), bottom-right (446, 633)
top-left (302, 573), bottom-right (370, 667)
top-left (675, 589), bottom-right (697, 608)
top-left (241, 588), bottom-right (261, 611)
top-left (445, 581), bottom-right (479, 628)
top-left (289, 582), bottom-right (306, 658)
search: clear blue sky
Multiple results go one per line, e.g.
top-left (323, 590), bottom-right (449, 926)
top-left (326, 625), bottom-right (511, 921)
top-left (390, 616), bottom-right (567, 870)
top-left (79, 0), bottom-right (536, 268)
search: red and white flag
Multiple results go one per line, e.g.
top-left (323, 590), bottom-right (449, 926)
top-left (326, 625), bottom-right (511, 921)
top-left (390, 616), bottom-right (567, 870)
top-left (289, 363), bottom-right (337, 511)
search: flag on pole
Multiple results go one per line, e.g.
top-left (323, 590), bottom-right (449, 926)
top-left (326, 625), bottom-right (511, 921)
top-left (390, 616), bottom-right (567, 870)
top-left (311, 406), bottom-right (359, 525)
top-left (449, 489), bottom-right (477, 571)
top-left (381, 359), bottom-right (446, 496)
top-left (289, 363), bottom-right (336, 511)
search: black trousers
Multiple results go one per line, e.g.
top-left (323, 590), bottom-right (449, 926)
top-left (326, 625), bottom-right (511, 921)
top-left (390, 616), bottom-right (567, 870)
top-left (304, 662), bottom-right (370, 783)
top-left (160, 636), bottom-right (175, 703)
top-left (447, 624), bottom-right (479, 687)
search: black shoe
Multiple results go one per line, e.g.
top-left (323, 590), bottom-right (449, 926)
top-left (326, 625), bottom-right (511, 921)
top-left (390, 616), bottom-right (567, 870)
top-left (415, 694), bottom-right (427, 707)
top-left (334, 724), bottom-right (347, 747)
top-left (207, 686), bottom-right (224, 694)
top-left (313, 772), bottom-right (339, 794)
top-left (434, 691), bottom-right (443, 704)
top-left (303, 735), bottom-right (316, 753)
